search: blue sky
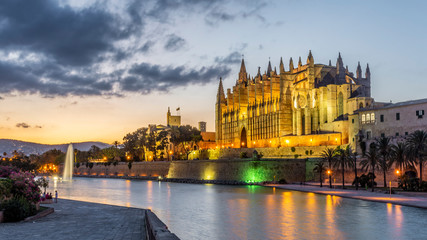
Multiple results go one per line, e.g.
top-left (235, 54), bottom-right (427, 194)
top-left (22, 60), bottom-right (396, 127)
top-left (0, 0), bottom-right (426, 144)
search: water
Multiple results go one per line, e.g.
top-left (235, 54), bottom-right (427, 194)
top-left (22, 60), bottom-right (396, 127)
top-left (62, 144), bottom-right (74, 181)
top-left (48, 177), bottom-right (427, 240)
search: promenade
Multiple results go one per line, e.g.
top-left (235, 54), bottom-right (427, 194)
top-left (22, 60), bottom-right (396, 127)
top-left (266, 184), bottom-right (427, 209)
top-left (0, 199), bottom-right (146, 240)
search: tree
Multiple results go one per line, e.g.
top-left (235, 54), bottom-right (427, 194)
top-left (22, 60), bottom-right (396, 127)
top-left (170, 125), bottom-right (202, 160)
top-left (88, 145), bottom-right (101, 159)
top-left (390, 142), bottom-right (414, 175)
top-left (123, 127), bottom-right (148, 161)
top-left (321, 148), bottom-right (336, 188)
top-left (113, 141), bottom-right (120, 148)
top-left (334, 146), bottom-right (354, 189)
top-left (407, 130), bottom-right (427, 187)
top-left (360, 145), bottom-right (380, 192)
top-left (313, 161), bottom-right (326, 187)
top-left (376, 137), bottom-right (392, 188)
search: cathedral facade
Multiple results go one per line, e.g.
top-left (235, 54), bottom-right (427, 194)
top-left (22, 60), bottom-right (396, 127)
top-left (215, 51), bottom-right (373, 148)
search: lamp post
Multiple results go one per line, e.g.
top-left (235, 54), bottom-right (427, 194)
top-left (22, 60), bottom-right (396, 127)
top-left (327, 170), bottom-right (332, 188)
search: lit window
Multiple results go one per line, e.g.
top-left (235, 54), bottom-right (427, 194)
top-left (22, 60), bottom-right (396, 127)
top-left (371, 113), bottom-right (375, 123)
top-left (366, 113), bottom-right (370, 123)
top-left (362, 114), bottom-right (365, 124)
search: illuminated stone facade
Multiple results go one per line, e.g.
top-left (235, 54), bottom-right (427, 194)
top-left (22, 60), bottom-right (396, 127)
top-left (215, 51), bottom-right (373, 148)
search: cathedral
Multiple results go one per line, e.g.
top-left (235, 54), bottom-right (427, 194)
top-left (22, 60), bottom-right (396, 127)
top-left (215, 51), bottom-right (373, 148)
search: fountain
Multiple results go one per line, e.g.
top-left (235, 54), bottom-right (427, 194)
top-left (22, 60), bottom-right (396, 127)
top-left (62, 143), bottom-right (74, 181)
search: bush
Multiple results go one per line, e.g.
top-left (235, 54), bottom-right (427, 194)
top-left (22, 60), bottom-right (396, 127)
top-left (0, 179), bottom-right (13, 200)
top-left (305, 150), bottom-right (309, 155)
top-left (1, 196), bottom-right (36, 222)
top-left (356, 173), bottom-right (377, 188)
top-left (9, 171), bottom-right (40, 203)
top-left (240, 152), bottom-right (248, 158)
top-left (291, 147), bottom-right (296, 152)
top-left (278, 179), bottom-right (287, 184)
top-left (294, 154), bottom-right (299, 159)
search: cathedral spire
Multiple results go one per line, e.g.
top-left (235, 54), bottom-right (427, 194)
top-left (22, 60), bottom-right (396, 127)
top-left (267, 58), bottom-right (272, 77)
top-left (217, 77), bottom-right (226, 104)
top-left (280, 57), bottom-right (285, 74)
top-left (298, 56), bottom-right (302, 67)
top-left (356, 61), bottom-right (362, 79)
top-left (274, 66), bottom-right (277, 75)
top-left (336, 52), bottom-right (345, 77)
top-left (289, 57), bottom-right (294, 72)
top-left (238, 58), bottom-right (247, 83)
top-left (365, 63), bottom-right (371, 80)
top-left (307, 50), bottom-right (314, 64)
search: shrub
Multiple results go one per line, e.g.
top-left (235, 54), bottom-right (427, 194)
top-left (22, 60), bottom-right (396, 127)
top-left (9, 171), bottom-right (40, 203)
top-left (357, 173), bottom-right (377, 188)
top-left (291, 147), bottom-right (296, 152)
top-left (1, 196), bottom-right (36, 222)
top-left (278, 179), bottom-right (287, 184)
top-left (240, 152), bottom-right (248, 158)
top-left (36, 178), bottom-right (49, 194)
top-left (305, 150), bottom-right (309, 155)
top-left (0, 179), bottom-right (13, 200)
top-left (294, 154), bottom-right (299, 159)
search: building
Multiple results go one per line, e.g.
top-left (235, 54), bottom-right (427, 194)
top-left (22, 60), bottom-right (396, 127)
top-left (167, 107), bottom-right (181, 127)
top-left (349, 98), bottom-right (427, 152)
top-left (215, 51), bottom-right (373, 148)
top-left (198, 121), bottom-right (207, 132)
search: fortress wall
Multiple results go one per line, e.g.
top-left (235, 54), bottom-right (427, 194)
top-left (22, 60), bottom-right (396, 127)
top-left (74, 161), bottom-right (170, 177)
top-left (167, 159), bottom-right (307, 183)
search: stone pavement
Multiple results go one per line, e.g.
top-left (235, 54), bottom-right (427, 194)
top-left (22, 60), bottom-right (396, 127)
top-left (266, 184), bottom-right (427, 209)
top-left (0, 199), bottom-right (146, 240)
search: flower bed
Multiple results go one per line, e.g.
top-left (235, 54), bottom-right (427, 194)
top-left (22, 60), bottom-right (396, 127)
top-left (0, 166), bottom-right (42, 222)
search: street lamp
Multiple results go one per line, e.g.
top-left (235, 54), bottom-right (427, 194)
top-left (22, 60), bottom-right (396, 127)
top-left (327, 170), bottom-right (332, 188)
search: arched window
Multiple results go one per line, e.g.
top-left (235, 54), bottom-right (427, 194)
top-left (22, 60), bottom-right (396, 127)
top-left (359, 102), bottom-right (363, 109)
top-left (362, 114), bottom-right (366, 124)
top-left (366, 113), bottom-right (370, 122)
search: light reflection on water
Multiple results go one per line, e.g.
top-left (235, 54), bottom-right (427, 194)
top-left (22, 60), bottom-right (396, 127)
top-left (48, 178), bottom-right (426, 240)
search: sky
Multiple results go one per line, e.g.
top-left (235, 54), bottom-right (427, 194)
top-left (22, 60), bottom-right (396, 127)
top-left (0, 0), bottom-right (427, 144)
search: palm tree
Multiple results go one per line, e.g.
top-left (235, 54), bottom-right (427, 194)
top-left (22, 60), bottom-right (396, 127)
top-left (113, 141), bottom-right (120, 148)
top-left (407, 130), bottom-right (427, 187)
top-left (346, 146), bottom-right (359, 190)
top-left (376, 137), bottom-right (392, 188)
top-left (334, 146), bottom-right (354, 189)
top-left (360, 145), bottom-right (380, 192)
top-left (321, 148), bottom-right (336, 188)
top-left (313, 161), bottom-right (326, 187)
top-left (390, 142), bottom-right (414, 174)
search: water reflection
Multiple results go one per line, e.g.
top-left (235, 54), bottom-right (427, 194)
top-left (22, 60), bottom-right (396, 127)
top-left (47, 178), bottom-right (427, 240)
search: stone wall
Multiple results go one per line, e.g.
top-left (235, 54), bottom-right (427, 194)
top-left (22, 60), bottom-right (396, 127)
top-left (168, 158), bottom-right (307, 183)
top-left (74, 162), bottom-right (170, 177)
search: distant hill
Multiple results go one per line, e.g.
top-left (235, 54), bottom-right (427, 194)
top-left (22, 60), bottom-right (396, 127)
top-left (0, 139), bottom-right (111, 156)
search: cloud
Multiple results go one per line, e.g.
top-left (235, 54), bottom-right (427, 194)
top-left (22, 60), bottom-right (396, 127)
top-left (0, 0), bottom-right (270, 98)
top-left (121, 63), bottom-right (231, 94)
top-left (215, 51), bottom-right (242, 65)
top-left (164, 34), bottom-right (186, 52)
top-left (0, 0), bottom-right (140, 67)
top-left (16, 122), bottom-right (30, 128)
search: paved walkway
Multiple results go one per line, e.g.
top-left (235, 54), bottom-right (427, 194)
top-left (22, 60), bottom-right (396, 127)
top-left (265, 184), bottom-right (427, 209)
top-left (0, 199), bottom-right (146, 240)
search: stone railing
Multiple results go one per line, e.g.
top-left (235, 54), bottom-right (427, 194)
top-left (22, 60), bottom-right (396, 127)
top-left (145, 209), bottom-right (180, 240)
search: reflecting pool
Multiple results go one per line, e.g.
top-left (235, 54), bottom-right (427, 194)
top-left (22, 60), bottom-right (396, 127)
top-left (47, 177), bottom-right (426, 240)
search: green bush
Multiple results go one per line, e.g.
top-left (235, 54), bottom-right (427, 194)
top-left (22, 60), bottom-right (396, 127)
top-left (291, 147), bottom-right (296, 152)
top-left (0, 179), bottom-right (13, 200)
top-left (294, 154), bottom-right (299, 159)
top-left (1, 196), bottom-right (36, 222)
top-left (305, 150), bottom-right (309, 155)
